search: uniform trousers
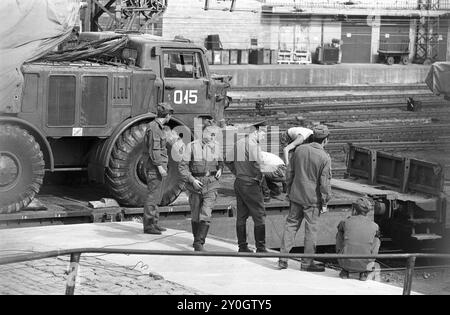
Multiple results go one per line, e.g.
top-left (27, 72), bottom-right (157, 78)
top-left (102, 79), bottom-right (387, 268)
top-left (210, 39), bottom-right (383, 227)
top-left (234, 178), bottom-right (266, 227)
top-left (143, 168), bottom-right (166, 229)
top-left (280, 202), bottom-right (320, 266)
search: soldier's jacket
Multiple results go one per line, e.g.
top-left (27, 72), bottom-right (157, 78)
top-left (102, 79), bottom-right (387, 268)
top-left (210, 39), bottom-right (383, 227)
top-left (286, 142), bottom-right (332, 207)
top-left (179, 139), bottom-right (224, 193)
top-left (336, 215), bottom-right (380, 272)
top-left (144, 120), bottom-right (168, 168)
top-left (226, 136), bottom-right (263, 184)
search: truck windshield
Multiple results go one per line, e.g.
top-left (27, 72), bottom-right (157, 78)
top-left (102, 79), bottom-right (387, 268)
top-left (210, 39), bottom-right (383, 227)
top-left (163, 51), bottom-right (205, 78)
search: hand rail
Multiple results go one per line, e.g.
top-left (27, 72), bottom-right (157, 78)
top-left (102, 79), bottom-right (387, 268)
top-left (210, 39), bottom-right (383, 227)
top-left (1, 248), bottom-right (449, 295)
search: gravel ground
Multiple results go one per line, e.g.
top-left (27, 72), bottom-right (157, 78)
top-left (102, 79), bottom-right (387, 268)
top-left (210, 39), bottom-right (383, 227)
top-left (379, 268), bottom-right (450, 295)
top-left (0, 255), bottom-right (204, 295)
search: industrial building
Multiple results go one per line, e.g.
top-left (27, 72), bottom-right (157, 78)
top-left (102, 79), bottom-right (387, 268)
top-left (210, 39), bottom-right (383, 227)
top-left (88, 0), bottom-right (449, 64)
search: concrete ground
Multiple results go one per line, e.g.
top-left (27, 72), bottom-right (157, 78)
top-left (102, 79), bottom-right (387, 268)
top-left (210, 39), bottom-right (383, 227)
top-left (0, 222), bottom-right (418, 295)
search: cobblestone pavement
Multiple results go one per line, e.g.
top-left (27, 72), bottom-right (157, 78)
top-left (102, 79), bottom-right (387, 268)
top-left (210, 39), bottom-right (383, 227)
top-left (0, 255), bottom-right (204, 295)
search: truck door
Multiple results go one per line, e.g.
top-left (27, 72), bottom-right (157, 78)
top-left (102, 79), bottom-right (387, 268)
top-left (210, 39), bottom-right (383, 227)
top-left (162, 50), bottom-right (211, 120)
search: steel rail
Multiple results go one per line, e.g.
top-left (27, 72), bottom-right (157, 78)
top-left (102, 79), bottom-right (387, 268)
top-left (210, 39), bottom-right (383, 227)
top-left (229, 84), bottom-right (430, 92)
top-left (227, 109), bottom-right (450, 122)
top-left (1, 248), bottom-right (449, 295)
top-left (230, 94), bottom-right (438, 106)
top-left (228, 99), bottom-right (446, 111)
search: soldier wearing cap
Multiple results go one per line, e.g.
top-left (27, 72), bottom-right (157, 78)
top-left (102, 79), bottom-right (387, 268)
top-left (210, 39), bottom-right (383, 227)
top-left (179, 122), bottom-right (224, 251)
top-left (336, 197), bottom-right (381, 281)
top-left (142, 103), bottom-right (174, 235)
top-left (278, 124), bottom-right (332, 272)
top-left (226, 120), bottom-right (269, 253)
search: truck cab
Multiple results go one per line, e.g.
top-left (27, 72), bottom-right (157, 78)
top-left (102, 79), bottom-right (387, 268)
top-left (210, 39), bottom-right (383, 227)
top-left (80, 32), bottom-right (231, 128)
top-left (0, 32), bottom-right (232, 213)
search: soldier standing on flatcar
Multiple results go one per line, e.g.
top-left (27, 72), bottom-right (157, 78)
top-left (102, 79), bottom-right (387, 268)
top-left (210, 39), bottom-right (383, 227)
top-left (179, 122), bottom-right (223, 251)
top-left (278, 125), bottom-right (332, 272)
top-left (226, 121), bottom-right (268, 253)
top-left (142, 103), bottom-right (174, 235)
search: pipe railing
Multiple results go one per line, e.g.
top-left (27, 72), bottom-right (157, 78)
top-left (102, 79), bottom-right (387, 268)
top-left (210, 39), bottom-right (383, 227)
top-left (1, 248), bottom-right (449, 295)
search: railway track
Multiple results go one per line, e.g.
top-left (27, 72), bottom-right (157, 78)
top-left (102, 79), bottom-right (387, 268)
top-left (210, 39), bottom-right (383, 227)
top-left (229, 93), bottom-right (441, 107)
top-left (230, 84), bottom-right (431, 92)
top-left (228, 98), bottom-right (448, 113)
top-left (252, 125), bottom-right (450, 144)
top-left (227, 108), bottom-right (450, 123)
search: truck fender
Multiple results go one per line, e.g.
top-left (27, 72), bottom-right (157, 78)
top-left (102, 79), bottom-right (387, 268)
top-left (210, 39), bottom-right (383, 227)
top-left (0, 116), bottom-right (54, 171)
top-left (88, 113), bottom-right (188, 183)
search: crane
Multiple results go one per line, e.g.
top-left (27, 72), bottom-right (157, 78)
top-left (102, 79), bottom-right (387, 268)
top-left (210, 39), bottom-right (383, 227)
top-left (81, 0), bottom-right (168, 32)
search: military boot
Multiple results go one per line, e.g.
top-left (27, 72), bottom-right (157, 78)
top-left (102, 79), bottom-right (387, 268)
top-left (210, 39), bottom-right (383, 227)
top-left (195, 221), bottom-right (210, 252)
top-left (191, 221), bottom-right (199, 248)
top-left (153, 218), bottom-right (167, 232)
top-left (254, 225), bottom-right (268, 253)
top-left (191, 221), bottom-right (203, 251)
top-left (236, 225), bottom-right (253, 253)
top-left (143, 206), bottom-right (161, 235)
top-left (143, 219), bottom-right (162, 235)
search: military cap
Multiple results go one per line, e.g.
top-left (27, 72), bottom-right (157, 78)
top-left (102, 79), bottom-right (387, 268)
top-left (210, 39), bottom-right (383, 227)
top-left (245, 120), bottom-right (267, 130)
top-left (313, 124), bottom-right (330, 139)
top-left (352, 197), bottom-right (373, 214)
top-left (198, 115), bottom-right (215, 129)
top-left (157, 103), bottom-right (174, 116)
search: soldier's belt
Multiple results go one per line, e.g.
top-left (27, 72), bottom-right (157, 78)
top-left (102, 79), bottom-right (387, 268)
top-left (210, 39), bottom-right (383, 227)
top-left (192, 171), bottom-right (217, 177)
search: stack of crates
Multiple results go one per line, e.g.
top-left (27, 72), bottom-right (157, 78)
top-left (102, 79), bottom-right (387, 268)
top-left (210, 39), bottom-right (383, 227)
top-left (277, 50), bottom-right (293, 64)
top-left (293, 50), bottom-right (312, 64)
top-left (207, 49), bottom-right (250, 65)
top-left (249, 49), bottom-right (272, 64)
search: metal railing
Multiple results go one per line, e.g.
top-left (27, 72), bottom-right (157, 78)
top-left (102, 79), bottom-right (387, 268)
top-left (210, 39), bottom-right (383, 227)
top-left (1, 248), bottom-right (449, 295)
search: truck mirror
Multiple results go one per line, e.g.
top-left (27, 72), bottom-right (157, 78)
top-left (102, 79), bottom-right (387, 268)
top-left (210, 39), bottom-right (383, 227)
top-left (194, 66), bottom-right (201, 79)
top-left (151, 47), bottom-right (162, 57)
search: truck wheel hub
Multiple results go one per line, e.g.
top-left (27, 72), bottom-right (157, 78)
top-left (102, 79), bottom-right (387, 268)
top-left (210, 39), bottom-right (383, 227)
top-left (0, 152), bottom-right (21, 191)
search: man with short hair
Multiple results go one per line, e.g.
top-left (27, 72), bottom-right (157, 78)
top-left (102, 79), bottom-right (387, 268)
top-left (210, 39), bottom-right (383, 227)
top-left (336, 197), bottom-right (381, 281)
top-left (227, 121), bottom-right (268, 253)
top-left (278, 124), bottom-right (332, 272)
top-left (179, 123), bottom-right (223, 251)
top-left (142, 103), bottom-right (174, 235)
top-left (281, 126), bottom-right (314, 165)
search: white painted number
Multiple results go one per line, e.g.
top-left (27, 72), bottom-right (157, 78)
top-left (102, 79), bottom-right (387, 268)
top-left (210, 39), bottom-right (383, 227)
top-left (174, 90), bottom-right (198, 105)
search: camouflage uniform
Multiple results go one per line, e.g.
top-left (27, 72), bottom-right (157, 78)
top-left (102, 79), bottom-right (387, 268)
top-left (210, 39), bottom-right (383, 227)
top-left (143, 103), bottom-right (173, 234)
top-left (179, 131), bottom-right (223, 251)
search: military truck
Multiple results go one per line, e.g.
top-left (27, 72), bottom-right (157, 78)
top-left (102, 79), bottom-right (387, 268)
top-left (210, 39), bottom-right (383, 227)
top-left (0, 32), bottom-right (231, 213)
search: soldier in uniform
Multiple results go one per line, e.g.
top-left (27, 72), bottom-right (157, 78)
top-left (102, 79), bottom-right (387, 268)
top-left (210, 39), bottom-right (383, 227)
top-left (336, 197), bottom-right (381, 281)
top-left (226, 121), bottom-right (268, 253)
top-left (179, 122), bottom-right (223, 251)
top-left (142, 103), bottom-right (174, 235)
top-left (278, 125), bottom-right (332, 272)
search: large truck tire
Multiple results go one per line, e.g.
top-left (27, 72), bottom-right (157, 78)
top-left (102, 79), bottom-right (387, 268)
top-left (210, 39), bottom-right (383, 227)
top-left (0, 124), bottom-right (45, 214)
top-left (106, 123), bottom-right (184, 207)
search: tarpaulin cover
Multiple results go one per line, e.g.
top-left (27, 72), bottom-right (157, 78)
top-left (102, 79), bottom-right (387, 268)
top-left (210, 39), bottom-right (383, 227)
top-left (425, 62), bottom-right (450, 99)
top-left (0, 0), bottom-right (79, 113)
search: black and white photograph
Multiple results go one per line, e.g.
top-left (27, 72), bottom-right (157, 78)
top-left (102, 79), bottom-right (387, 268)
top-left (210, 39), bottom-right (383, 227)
top-left (0, 0), bottom-right (450, 298)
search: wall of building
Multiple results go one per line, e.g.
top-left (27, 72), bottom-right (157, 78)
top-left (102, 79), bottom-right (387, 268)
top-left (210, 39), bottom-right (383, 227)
top-left (160, 0), bottom-right (449, 63)
top-left (162, 0), bottom-right (269, 49)
top-left (445, 14), bottom-right (450, 61)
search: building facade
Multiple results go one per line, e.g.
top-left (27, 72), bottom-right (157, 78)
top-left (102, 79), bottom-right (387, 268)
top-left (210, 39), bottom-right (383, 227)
top-left (159, 0), bottom-right (450, 63)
